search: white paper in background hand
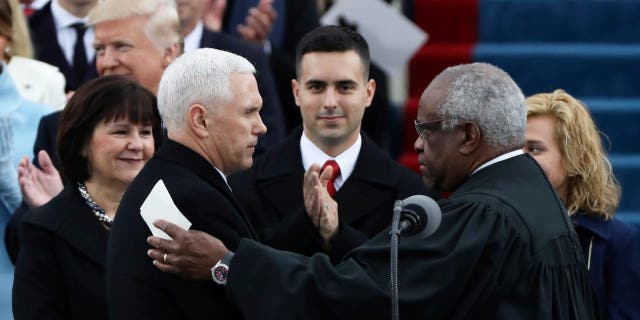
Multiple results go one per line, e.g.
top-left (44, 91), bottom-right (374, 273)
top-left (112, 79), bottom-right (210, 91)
top-left (320, 0), bottom-right (428, 76)
top-left (140, 179), bottom-right (191, 240)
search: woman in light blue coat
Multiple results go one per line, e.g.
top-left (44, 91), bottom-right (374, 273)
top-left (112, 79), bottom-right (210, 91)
top-left (0, 1), bottom-right (52, 318)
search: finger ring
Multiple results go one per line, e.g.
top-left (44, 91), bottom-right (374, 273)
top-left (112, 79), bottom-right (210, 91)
top-left (323, 202), bottom-right (329, 210)
top-left (162, 253), bottom-right (168, 264)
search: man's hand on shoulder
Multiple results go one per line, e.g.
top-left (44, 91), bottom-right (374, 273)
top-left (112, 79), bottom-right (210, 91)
top-left (147, 219), bottom-right (228, 281)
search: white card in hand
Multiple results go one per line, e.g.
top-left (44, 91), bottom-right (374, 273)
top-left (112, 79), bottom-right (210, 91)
top-left (140, 179), bottom-right (191, 240)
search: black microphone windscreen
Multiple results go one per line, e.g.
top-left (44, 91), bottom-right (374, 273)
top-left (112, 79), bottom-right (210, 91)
top-left (401, 195), bottom-right (442, 237)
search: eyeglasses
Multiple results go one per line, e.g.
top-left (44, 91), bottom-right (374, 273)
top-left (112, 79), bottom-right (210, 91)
top-left (414, 119), bottom-right (449, 140)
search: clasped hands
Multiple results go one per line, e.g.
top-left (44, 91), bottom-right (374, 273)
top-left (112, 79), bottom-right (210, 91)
top-left (303, 163), bottom-right (339, 248)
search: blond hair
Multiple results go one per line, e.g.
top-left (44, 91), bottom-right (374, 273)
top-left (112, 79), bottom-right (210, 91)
top-left (526, 89), bottom-right (620, 219)
top-left (87, 0), bottom-right (181, 53)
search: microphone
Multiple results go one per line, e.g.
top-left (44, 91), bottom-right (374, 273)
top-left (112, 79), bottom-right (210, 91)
top-left (398, 195), bottom-right (441, 237)
top-left (389, 195), bottom-right (442, 320)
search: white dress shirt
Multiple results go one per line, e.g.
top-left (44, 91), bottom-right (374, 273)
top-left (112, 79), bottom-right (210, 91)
top-left (471, 149), bottom-right (525, 175)
top-left (50, 0), bottom-right (95, 65)
top-left (183, 21), bottom-right (204, 53)
top-left (300, 132), bottom-right (362, 192)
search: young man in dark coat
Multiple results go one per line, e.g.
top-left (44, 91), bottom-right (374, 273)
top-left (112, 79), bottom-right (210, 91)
top-left (228, 26), bottom-right (429, 261)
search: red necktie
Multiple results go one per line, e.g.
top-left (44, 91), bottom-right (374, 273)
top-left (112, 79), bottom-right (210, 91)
top-left (23, 5), bottom-right (35, 17)
top-left (321, 160), bottom-right (341, 197)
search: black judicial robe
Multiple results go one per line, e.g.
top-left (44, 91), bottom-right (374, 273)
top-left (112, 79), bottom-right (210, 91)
top-left (226, 154), bottom-right (599, 320)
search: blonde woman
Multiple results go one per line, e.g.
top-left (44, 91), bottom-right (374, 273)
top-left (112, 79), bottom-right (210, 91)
top-left (524, 89), bottom-right (640, 319)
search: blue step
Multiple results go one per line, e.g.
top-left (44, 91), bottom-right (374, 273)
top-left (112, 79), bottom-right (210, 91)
top-left (479, 0), bottom-right (640, 43)
top-left (611, 155), bottom-right (640, 213)
top-left (474, 44), bottom-right (640, 97)
top-left (582, 99), bottom-right (640, 154)
top-left (617, 211), bottom-right (640, 231)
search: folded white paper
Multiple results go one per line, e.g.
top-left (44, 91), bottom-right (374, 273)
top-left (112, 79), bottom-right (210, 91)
top-left (140, 179), bottom-right (191, 239)
top-left (320, 0), bottom-right (428, 76)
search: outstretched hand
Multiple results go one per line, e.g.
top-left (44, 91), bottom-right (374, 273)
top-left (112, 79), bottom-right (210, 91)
top-left (18, 150), bottom-right (64, 208)
top-left (147, 219), bottom-right (228, 281)
top-left (303, 163), bottom-right (339, 247)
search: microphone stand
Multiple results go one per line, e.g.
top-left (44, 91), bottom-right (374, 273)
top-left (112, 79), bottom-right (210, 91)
top-left (389, 200), bottom-right (403, 320)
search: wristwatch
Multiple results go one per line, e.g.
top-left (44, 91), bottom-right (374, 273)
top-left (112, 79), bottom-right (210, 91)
top-left (211, 251), bottom-right (234, 285)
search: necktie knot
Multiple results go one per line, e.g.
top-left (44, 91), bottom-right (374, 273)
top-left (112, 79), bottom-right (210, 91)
top-left (70, 22), bottom-right (86, 37)
top-left (321, 160), bottom-right (341, 197)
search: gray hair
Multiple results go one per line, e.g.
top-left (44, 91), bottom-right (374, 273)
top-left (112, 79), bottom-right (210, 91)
top-left (157, 48), bottom-right (256, 131)
top-left (437, 62), bottom-right (526, 150)
top-left (87, 0), bottom-right (181, 53)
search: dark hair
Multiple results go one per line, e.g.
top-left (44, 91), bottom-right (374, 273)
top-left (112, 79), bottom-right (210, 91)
top-left (295, 25), bottom-right (370, 80)
top-left (57, 75), bottom-right (162, 182)
top-left (0, 0), bottom-right (12, 40)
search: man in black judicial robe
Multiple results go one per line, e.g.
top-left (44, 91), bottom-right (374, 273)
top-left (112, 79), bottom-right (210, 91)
top-left (146, 63), bottom-right (598, 319)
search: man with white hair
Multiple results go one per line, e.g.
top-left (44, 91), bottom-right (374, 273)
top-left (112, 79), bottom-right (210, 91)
top-left (107, 48), bottom-right (265, 319)
top-left (177, 0), bottom-right (285, 151)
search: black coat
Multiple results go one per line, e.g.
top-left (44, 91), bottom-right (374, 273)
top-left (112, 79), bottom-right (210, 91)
top-left (29, 2), bottom-right (98, 92)
top-left (199, 28), bottom-right (285, 153)
top-left (13, 185), bottom-right (109, 320)
top-left (229, 127), bottom-right (430, 261)
top-left (106, 139), bottom-right (256, 320)
top-left (226, 154), bottom-right (599, 320)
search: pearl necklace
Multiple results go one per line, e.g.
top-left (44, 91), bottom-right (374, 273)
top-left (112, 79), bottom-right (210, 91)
top-left (77, 182), bottom-right (113, 227)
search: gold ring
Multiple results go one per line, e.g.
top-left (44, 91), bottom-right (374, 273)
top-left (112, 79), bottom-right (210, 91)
top-left (163, 253), bottom-right (168, 264)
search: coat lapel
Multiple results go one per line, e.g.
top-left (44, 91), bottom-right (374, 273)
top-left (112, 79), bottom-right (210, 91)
top-left (255, 128), bottom-right (398, 224)
top-left (255, 129), bottom-right (306, 215)
top-left (334, 134), bottom-right (398, 224)
top-left (199, 28), bottom-right (220, 48)
top-left (155, 139), bottom-right (258, 238)
top-left (55, 186), bottom-right (109, 268)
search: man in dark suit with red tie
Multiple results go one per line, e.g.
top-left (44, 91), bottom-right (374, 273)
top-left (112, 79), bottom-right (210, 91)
top-left (228, 25), bottom-right (431, 261)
